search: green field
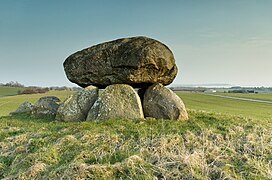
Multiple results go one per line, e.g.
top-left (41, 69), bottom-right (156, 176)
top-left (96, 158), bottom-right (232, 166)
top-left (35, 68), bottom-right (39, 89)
top-left (0, 90), bottom-right (271, 179)
top-left (177, 91), bottom-right (272, 121)
top-left (0, 86), bottom-right (25, 97)
top-left (215, 92), bottom-right (272, 102)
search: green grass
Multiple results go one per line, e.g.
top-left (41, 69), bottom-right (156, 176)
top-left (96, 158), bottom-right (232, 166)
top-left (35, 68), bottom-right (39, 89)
top-left (0, 86), bottom-right (25, 97)
top-left (177, 91), bottom-right (272, 121)
top-left (0, 91), bottom-right (271, 179)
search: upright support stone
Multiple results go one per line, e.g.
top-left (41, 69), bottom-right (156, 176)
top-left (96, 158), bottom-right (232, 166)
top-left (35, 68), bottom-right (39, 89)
top-left (143, 83), bottom-right (188, 120)
top-left (86, 84), bottom-right (144, 121)
top-left (56, 86), bottom-right (98, 122)
top-left (10, 101), bottom-right (33, 116)
top-left (32, 96), bottom-right (61, 119)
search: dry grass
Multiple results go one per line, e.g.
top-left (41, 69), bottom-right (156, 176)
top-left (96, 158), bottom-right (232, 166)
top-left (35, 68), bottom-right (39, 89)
top-left (0, 111), bottom-right (271, 179)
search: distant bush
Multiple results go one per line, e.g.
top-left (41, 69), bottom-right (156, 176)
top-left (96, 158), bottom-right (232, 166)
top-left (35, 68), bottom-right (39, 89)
top-left (18, 88), bottom-right (49, 95)
top-left (49, 86), bottom-right (80, 91)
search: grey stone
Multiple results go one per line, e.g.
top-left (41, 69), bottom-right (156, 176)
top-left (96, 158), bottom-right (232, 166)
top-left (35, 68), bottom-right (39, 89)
top-left (32, 96), bottom-right (61, 119)
top-left (143, 83), bottom-right (188, 120)
top-left (10, 101), bottom-right (33, 115)
top-left (55, 86), bottom-right (98, 122)
top-left (63, 36), bottom-right (177, 88)
top-left (86, 84), bottom-right (144, 121)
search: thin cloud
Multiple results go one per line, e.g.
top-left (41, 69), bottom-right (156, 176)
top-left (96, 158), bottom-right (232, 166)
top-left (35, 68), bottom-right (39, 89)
top-left (243, 36), bottom-right (272, 47)
top-left (198, 31), bottom-right (222, 38)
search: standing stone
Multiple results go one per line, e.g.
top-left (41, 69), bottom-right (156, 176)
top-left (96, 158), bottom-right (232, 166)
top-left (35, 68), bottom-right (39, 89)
top-left (10, 101), bottom-right (33, 115)
top-left (86, 84), bottom-right (144, 121)
top-left (55, 86), bottom-right (98, 122)
top-left (63, 36), bottom-right (177, 88)
top-left (143, 83), bottom-right (188, 120)
top-left (32, 96), bottom-right (61, 119)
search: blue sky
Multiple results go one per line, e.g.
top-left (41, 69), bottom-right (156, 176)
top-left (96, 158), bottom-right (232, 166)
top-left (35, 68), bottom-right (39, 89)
top-left (1, 0), bottom-right (272, 87)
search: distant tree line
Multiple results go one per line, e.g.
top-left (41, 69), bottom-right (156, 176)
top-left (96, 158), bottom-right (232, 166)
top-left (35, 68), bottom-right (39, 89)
top-left (1, 81), bottom-right (82, 95)
top-left (17, 86), bottom-right (82, 95)
top-left (227, 90), bottom-right (257, 94)
top-left (0, 81), bottom-right (24, 87)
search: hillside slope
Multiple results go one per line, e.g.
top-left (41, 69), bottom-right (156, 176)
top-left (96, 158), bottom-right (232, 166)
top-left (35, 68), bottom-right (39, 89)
top-left (0, 91), bottom-right (271, 179)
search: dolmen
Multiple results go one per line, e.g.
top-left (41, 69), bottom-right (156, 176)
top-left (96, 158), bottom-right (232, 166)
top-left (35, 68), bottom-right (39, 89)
top-left (12, 36), bottom-right (188, 121)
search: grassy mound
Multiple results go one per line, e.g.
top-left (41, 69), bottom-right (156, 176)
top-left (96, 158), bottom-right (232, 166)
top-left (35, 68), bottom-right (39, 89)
top-left (0, 111), bottom-right (271, 179)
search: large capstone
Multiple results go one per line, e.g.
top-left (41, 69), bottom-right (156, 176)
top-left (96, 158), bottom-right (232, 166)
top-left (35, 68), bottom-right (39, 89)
top-left (86, 84), bottom-right (144, 121)
top-left (32, 96), bottom-right (60, 119)
top-left (143, 83), bottom-right (188, 120)
top-left (63, 36), bottom-right (178, 88)
top-left (55, 86), bottom-right (98, 122)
